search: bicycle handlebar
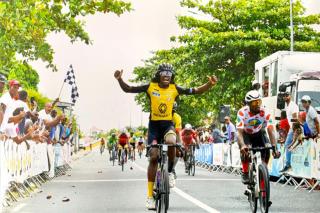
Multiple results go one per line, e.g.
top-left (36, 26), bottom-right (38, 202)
top-left (147, 144), bottom-right (183, 153)
top-left (249, 147), bottom-right (273, 152)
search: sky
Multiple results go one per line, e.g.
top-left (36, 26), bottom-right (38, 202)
top-left (31, 0), bottom-right (320, 133)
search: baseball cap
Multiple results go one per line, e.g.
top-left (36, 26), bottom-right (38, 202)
top-left (9, 80), bottom-right (21, 87)
top-left (301, 95), bottom-right (311, 102)
top-left (0, 74), bottom-right (7, 83)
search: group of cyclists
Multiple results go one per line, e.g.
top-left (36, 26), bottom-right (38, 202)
top-left (101, 131), bottom-right (145, 164)
top-left (113, 63), bottom-right (281, 210)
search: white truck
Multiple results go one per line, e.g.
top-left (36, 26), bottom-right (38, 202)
top-left (254, 51), bottom-right (320, 121)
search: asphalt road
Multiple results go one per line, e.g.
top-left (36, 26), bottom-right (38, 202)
top-left (4, 149), bottom-right (320, 213)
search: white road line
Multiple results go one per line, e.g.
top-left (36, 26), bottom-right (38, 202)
top-left (133, 162), bottom-right (221, 213)
top-left (12, 203), bottom-right (27, 212)
top-left (53, 179), bottom-right (145, 183)
top-left (52, 178), bottom-right (238, 183)
top-left (172, 187), bottom-right (220, 213)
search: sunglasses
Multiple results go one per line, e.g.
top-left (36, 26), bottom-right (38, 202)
top-left (159, 71), bottom-right (172, 77)
top-left (249, 99), bottom-right (262, 106)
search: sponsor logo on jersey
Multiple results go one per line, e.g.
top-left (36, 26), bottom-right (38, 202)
top-left (152, 92), bottom-right (160, 97)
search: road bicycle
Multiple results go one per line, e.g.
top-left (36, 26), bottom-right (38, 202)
top-left (148, 143), bottom-right (182, 213)
top-left (185, 144), bottom-right (196, 176)
top-left (109, 144), bottom-right (117, 166)
top-left (119, 147), bottom-right (127, 172)
top-left (244, 146), bottom-right (273, 213)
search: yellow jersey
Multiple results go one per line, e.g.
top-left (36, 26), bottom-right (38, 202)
top-left (172, 112), bottom-right (182, 130)
top-left (147, 82), bottom-right (179, 121)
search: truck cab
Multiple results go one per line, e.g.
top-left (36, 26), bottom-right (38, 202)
top-left (254, 51), bottom-right (320, 122)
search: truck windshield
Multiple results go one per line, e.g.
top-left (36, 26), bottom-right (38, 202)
top-left (297, 80), bottom-right (320, 112)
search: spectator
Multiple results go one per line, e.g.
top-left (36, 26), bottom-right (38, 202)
top-left (279, 110), bottom-right (290, 139)
top-left (0, 80), bottom-right (20, 131)
top-left (38, 100), bottom-right (64, 178)
top-left (5, 107), bottom-right (34, 144)
top-left (280, 91), bottom-right (299, 173)
top-left (0, 74), bottom-right (7, 126)
top-left (301, 95), bottom-right (320, 138)
top-left (251, 80), bottom-right (261, 91)
top-left (211, 123), bottom-right (224, 143)
top-left (221, 125), bottom-right (228, 138)
top-left (224, 116), bottom-right (237, 143)
top-left (298, 111), bottom-right (312, 137)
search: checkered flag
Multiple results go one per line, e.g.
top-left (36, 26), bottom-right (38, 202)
top-left (64, 65), bottom-right (79, 104)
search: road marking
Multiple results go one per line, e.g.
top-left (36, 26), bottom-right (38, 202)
top-left (53, 178), bottom-right (238, 183)
top-left (12, 203), bottom-right (26, 212)
top-left (133, 162), bottom-right (221, 213)
top-left (172, 187), bottom-right (220, 213)
top-left (53, 179), bottom-right (146, 183)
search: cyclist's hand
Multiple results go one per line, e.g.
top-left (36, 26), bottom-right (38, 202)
top-left (114, 70), bottom-right (123, 80)
top-left (240, 145), bottom-right (249, 155)
top-left (208, 75), bottom-right (218, 85)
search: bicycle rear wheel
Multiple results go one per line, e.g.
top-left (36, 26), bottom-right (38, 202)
top-left (258, 164), bottom-right (270, 213)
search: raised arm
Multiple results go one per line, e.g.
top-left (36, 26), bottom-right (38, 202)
top-left (114, 70), bottom-right (148, 93)
top-left (194, 75), bottom-right (218, 94)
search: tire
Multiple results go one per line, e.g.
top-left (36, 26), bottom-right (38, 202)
top-left (187, 152), bottom-right (191, 176)
top-left (112, 150), bottom-right (115, 166)
top-left (121, 150), bottom-right (125, 172)
top-left (248, 164), bottom-right (257, 213)
top-left (164, 168), bottom-right (169, 211)
top-left (258, 164), bottom-right (270, 213)
top-left (191, 155), bottom-right (196, 176)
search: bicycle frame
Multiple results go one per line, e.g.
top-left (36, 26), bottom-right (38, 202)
top-left (247, 146), bottom-right (273, 213)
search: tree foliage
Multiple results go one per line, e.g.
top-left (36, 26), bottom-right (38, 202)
top-left (132, 0), bottom-right (320, 126)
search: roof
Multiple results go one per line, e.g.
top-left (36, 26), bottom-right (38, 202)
top-left (298, 71), bottom-right (320, 80)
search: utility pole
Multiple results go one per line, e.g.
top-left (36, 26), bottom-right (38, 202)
top-left (290, 0), bottom-right (294, 51)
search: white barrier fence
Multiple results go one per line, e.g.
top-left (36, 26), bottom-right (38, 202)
top-left (195, 139), bottom-right (320, 192)
top-left (0, 139), bottom-right (72, 207)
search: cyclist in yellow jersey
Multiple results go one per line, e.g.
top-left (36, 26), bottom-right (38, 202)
top-left (129, 132), bottom-right (137, 160)
top-left (114, 63), bottom-right (218, 210)
top-left (172, 102), bottom-right (182, 179)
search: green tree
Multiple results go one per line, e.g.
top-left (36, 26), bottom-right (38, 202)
top-left (7, 61), bottom-right (39, 89)
top-left (132, 0), bottom-right (320, 126)
top-left (0, 0), bottom-right (131, 76)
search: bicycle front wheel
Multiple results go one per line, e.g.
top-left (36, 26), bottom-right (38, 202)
top-left (258, 164), bottom-right (270, 213)
top-left (191, 155), bottom-right (196, 176)
top-left (248, 164), bottom-right (257, 213)
top-left (161, 166), bottom-right (169, 212)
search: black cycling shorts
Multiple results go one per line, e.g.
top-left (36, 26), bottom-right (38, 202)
top-left (130, 143), bottom-right (136, 149)
top-left (147, 120), bottom-right (175, 145)
top-left (243, 130), bottom-right (270, 161)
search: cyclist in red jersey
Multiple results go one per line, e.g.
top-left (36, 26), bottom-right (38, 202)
top-left (117, 130), bottom-right (129, 165)
top-left (181, 124), bottom-right (199, 173)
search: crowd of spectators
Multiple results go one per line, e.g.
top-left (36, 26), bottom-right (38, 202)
top-left (0, 74), bottom-right (74, 178)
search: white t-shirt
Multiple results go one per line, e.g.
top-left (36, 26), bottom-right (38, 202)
top-left (5, 122), bottom-right (18, 138)
top-left (285, 101), bottom-right (299, 127)
top-left (0, 92), bottom-right (17, 132)
top-left (15, 100), bottom-right (30, 113)
top-left (306, 105), bottom-right (319, 136)
top-left (38, 109), bottom-right (52, 128)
